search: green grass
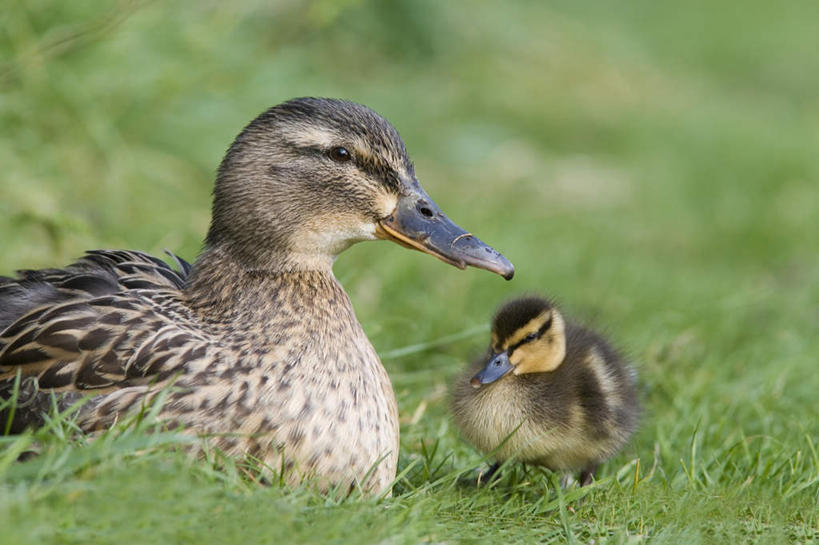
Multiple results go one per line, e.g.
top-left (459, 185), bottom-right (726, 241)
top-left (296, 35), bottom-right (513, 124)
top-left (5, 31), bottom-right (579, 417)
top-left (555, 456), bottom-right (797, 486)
top-left (2, 0), bottom-right (818, 543)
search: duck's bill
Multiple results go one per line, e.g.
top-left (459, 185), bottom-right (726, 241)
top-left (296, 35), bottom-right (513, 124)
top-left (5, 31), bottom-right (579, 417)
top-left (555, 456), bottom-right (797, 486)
top-left (470, 351), bottom-right (514, 388)
top-left (375, 190), bottom-right (514, 280)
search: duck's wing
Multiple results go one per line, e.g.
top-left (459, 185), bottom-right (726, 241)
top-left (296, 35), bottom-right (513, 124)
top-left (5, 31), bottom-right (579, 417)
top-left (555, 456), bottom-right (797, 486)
top-left (0, 250), bottom-right (189, 330)
top-left (0, 250), bottom-right (203, 393)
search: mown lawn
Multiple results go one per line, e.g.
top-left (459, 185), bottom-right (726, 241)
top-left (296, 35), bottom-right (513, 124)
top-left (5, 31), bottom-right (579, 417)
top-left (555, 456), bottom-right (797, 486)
top-left (1, 1), bottom-right (818, 543)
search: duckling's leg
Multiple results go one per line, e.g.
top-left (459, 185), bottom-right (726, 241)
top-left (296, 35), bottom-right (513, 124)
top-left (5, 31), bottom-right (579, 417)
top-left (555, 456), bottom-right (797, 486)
top-left (579, 464), bottom-right (598, 486)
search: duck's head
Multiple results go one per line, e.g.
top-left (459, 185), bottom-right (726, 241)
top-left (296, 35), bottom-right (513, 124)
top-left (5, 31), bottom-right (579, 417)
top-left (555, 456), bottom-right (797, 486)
top-left (471, 296), bottom-right (566, 388)
top-left (205, 97), bottom-right (513, 278)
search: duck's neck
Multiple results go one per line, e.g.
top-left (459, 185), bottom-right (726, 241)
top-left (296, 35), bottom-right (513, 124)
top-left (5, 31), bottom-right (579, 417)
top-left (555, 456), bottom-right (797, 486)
top-left (203, 216), bottom-right (343, 275)
top-left (184, 245), bottom-right (352, 325)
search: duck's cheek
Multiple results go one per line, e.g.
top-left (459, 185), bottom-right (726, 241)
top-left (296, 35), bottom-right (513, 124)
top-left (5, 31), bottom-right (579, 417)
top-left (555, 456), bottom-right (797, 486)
top-left (509, 347), bottom-right (541, 375)
top-left (512, 342), bottom-right (564, 375)
top-left (373, 192), bottom-right (399, 219)
top-left (289, 213), bottom-right (380, 257)
top-left (347, 222), bottom-right (379, 243)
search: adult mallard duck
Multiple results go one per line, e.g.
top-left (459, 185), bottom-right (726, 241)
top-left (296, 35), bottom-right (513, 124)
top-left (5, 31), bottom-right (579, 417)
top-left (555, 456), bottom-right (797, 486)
top-left (452, 296), bottom-right (638, 486)
top-left (0, 98), bottom-right (514, 494)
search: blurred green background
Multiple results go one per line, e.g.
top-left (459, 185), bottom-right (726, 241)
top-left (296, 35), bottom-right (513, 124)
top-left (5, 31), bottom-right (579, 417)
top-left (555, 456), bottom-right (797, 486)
top-left (1, 1), bottom-right (818, 543)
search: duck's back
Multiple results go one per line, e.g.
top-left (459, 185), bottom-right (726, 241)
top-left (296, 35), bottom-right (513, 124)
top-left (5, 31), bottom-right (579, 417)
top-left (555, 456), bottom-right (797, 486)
top-left (0, 250), bottom-right (195, 431)
top-left (0, 250), bottom-right (190, 330)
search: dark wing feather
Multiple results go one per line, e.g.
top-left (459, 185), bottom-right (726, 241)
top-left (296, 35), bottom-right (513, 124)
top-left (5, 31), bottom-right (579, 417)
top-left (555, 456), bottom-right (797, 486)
top-left (0, 249), bottom-right (189, 333)
top-left (0, 250), bottom-right (200, 393)
top-left (0, 296), bottom-right (207, 391)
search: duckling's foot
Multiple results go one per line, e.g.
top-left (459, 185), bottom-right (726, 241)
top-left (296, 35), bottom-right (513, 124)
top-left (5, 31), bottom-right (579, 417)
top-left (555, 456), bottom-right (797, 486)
top-left (478, 462), bottom-right (502, 485)
top-left (579, 465), bottom-right (598, 487)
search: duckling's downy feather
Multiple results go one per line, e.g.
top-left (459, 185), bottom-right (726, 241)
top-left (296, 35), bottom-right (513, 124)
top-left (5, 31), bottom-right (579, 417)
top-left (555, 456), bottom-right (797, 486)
top-left (452, 299), bottom-right (639, 477)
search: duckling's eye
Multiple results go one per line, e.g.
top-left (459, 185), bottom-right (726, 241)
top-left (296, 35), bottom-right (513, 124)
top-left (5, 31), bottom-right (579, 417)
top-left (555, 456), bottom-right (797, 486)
top-left (524, 333), bottom-right (538, 343)
top-left (328, 146), bottom-right (352, 162)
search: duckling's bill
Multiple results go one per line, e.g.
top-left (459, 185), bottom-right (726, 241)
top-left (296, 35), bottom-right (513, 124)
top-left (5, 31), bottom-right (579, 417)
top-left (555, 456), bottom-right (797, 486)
top-left (471, 351), bottom-right (514, 388)
top-left (375, 188), bottom-right (514, 280)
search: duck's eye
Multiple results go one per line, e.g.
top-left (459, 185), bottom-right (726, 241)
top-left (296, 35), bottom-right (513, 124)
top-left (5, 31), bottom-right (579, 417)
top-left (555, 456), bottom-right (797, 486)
top-left (328, 146), bottom-right (352, 162)
top-left (524, 333), bottom-right (538, 342)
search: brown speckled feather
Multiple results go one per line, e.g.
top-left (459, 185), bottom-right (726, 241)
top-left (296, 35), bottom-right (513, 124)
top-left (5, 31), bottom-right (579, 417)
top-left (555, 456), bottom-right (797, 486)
top-left (0, 251), bottom-right (196, 389)
top-left (0, 249), bottom-right (399, 492)
top-left (1, 98), bottom-right (512, 495)
top-left (0, 99), bottom-right (413, 495)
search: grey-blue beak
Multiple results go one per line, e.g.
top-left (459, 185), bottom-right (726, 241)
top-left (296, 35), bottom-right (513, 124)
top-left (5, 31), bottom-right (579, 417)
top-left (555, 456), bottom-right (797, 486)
top-left (375, 186), bottom-right (515, 280)
top-left (470, 351), bottom-right (514, 388)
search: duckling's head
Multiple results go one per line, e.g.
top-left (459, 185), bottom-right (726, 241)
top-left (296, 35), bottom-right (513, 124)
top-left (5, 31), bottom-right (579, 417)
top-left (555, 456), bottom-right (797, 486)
top-left (205, 97), bottom-right (513, 278)
top-left (471, 296), bottom-right (566, 388)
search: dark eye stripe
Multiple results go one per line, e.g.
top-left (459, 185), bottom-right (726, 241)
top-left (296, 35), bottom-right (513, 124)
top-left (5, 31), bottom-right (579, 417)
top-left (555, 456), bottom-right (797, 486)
top-left (539, 314), bottom-right (553, 334)
top-left (508, 315), bottom-right (554, 355)
top-left (294, 143), bottom-right (403, 193)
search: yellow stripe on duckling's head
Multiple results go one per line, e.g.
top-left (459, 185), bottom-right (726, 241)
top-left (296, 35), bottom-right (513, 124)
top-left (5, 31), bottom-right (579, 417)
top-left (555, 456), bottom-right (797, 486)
top-left (491, 297), bottom-right (567, 375)
top-left (508, 310), bottom-right (566, 375)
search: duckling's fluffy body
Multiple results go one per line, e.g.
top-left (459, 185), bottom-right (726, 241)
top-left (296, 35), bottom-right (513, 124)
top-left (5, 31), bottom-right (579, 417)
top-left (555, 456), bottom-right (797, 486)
top-left (0, 98), bottom-right (512, 494)
top-left (452, 297), bottom-right (638, 480)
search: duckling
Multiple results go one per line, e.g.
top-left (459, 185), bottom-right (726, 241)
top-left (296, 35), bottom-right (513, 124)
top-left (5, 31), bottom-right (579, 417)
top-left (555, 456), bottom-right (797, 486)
top-left (452, 296), bottom-right (638, 486)
top-left (0, 97), bottom-right (514, 494)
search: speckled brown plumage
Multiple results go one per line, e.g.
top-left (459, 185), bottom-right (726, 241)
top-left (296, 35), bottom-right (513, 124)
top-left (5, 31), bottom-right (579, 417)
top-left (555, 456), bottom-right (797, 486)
top-left (0, 98), bottom-right (513, 494)
top-left (452, 296), bottom-right (639, 485)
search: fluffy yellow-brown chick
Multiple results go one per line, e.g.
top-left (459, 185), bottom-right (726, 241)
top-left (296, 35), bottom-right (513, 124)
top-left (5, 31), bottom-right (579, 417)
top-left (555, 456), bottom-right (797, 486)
top-left (452, 296), bottom-right (638, 485)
